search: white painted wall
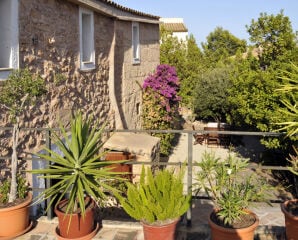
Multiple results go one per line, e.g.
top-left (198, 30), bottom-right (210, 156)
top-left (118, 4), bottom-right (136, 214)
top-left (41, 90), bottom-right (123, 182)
top-left (0, 0), bottom-right (11, 68)
top-left (0, 0), bottom-right (19, 80)
top-left (173, 31), bottom-right (188, 42)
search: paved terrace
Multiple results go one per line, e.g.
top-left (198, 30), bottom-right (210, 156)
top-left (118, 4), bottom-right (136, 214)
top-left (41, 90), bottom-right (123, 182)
top-left (16, 200), bottom-right (286, 240)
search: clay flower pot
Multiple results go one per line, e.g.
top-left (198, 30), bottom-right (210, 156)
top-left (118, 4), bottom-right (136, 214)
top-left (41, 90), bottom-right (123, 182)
top-left (142, 218), bottom-right (180, 240)
top-left (55, 223), bottom-right (100, 240)
top-left (0, 192), bottom-right (32, 239)
top-left (281, 199), bottom-right (298, 240)
top-left (54, 197), bottom-right (97, 239)
top-left (208, 210), bottom-right (259, 240)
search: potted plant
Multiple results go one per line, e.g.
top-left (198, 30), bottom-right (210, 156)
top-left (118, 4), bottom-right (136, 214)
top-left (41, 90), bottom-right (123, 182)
top-left (0, 68), bottom-right (46, 238)
top-left (194, 151), bottom-right (271, 240)
top-left (115, 165), bottom-right (191, 240)
top-left (275, 62), bottom-right (298, 240)
top-left (30, 111), bottom-right (126, 239)
top-left (281, 146), bottom-right (298, 240)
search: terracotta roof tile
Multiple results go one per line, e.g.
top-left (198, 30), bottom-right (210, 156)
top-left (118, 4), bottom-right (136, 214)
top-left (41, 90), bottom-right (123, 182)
top-left (161, 22), bottom-right (188, 32)
top-left (100, 0), bottom-right (160, 19)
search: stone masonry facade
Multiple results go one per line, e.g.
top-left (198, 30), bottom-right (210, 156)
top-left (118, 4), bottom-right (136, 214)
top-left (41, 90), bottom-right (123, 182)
top-left (0, 0), bottom-right (160, 177)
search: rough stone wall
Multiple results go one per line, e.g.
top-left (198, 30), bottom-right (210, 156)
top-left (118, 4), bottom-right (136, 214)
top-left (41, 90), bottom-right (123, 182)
top-left (0, 0), bottom-right (114, 175)
top-left (0, 0), bottom-right (160, 179)
top-left (115, 21), bottom-right (160, 129)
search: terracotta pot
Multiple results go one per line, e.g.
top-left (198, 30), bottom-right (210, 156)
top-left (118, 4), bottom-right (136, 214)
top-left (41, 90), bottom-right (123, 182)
top-left (281, 199), bottom-right (298, 240)
top-left (0, 192), bottom-right (32, 239)
top-left (55, 223), bottom-right (100, 240)
top-left (208, 210), bottom-right (259, 240)
top-left (142, 218), bottom-right (180, 240)
top-left (54, 196), bottom-right (96, 239)
top-left (105, 151), bottom-right (135, 181)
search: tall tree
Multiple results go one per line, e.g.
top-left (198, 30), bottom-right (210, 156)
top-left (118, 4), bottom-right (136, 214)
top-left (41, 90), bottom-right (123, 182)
top-left (160, 29), bottom-right (204, 108)
top-left (194, 67), bottom-right (232, 123)
top-left (246, 10), bottom-right (297, 68)
top-left (202, 27), bottom-right (247, 67)
top-left (180, 34), bottom-right (204, 107)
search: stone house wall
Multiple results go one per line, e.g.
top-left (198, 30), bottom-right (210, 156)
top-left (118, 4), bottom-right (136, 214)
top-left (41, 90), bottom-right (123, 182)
top-left (0, 0), bottom-right (160, 175)
top-left (115, 21), bottom-right (160, 129)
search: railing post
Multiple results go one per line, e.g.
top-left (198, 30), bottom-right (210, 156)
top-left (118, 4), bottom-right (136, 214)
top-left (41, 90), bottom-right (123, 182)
top-left (186, 131), bottom-right (193, 227)
top-left (45, 129), bottom-right (53, 220)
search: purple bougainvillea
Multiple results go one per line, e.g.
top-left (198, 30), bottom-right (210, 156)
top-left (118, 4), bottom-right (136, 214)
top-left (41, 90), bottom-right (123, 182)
top-left (141, 64), bottom-right (181, 156)
top-left (143, 64), bottom-right (181, 112)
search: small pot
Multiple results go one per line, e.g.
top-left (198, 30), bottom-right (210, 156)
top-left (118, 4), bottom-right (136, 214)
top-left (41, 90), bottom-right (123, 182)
top-left (208, 209), bottom-right (259, 240)
top-left (281, 199), bottom-right (298, 240)
top-left (142, 218), bottom-right (180, 240)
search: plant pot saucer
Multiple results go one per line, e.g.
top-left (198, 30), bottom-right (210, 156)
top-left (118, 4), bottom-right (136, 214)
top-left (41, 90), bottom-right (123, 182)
top-left (55, 222), bottom-right (100, 240)
top-left (0, 220), bottom-right (33, 240)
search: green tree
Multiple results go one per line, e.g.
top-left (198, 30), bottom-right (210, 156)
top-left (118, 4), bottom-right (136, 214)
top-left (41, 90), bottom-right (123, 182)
top-left (227, 11), bottom-right (297, 140)
top-left (160, 27), bottom-right (187, 74)
top-left (246, 10), bottom-right (297, 68)
top-left (160, 29), bottom-right (204, 108)
top-left (228, 59), bottom-right (283, 132)
top-left (180, 34), bottom-right (204, 107)
top-left (193, 67), bottom-right (232, 123)
top-left (0, 69), bottom-right (46, 202)
top-left (202, 27), bottom-right (247, 68)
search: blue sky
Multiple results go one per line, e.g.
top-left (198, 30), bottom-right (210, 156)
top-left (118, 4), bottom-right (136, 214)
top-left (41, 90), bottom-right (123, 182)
top-left (113, 0), bottom-right (298, 46)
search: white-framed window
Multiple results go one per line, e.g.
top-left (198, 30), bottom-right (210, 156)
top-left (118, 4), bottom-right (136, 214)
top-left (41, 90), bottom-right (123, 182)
top-left (79, 7), bottom-right (95, 71)
top-left (132, 22), bottom-right (140, 64)
top-left (0, 0), bottom-right (19, 80)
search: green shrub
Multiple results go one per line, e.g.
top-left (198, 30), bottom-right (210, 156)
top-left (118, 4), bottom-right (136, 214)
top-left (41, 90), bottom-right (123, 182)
top-left (115, 166), bottom-right (191, 225)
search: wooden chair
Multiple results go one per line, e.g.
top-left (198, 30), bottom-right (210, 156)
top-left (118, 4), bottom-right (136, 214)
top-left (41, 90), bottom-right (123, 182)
top-left (204, 127), bottom-right (220, 147)
top-left (192, 125), bottom-right (205, 145)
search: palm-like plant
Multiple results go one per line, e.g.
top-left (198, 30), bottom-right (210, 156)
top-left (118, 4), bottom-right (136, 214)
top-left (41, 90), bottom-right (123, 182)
top-left (276, 63), bottom-right (298, 137)
top-left (30, 112), bottom-right (125, 219)
top-left (115, 166), bottom-right (191, 225)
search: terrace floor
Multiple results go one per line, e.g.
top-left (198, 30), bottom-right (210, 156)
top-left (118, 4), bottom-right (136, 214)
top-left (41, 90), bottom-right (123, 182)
top-left (16, 199), bottom-right (286, 240)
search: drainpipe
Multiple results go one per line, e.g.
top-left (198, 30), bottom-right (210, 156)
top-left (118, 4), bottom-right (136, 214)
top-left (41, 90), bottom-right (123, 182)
top-left (108, 19), bottom-right (123, 129)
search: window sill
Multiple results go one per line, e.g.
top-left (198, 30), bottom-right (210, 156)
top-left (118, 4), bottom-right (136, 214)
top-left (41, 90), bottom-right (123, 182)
top-left (80, 62), bottom-right (96, 72)
top-left (132, 59), bottom-right (141, 65)
top-left (0, 68), bottom-right (13, 81)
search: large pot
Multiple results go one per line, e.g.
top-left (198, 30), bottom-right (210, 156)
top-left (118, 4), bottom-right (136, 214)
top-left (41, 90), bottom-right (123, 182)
top-left (55, 223), bottom-right (100, 240)
top-left (141, 218), bottom-right (180, 240)
top-left (208, 210), bottom-right (259, 240)
top-left (281, 199), bottom-right (298, 240)
top-left (54, 196), bottom-right (97, 239)
top-left (0, 192), bottom-right (32, 239)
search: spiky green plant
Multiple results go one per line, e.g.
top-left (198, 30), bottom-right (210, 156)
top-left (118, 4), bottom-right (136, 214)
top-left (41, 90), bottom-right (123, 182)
top-left (115, 166), bottom-right (191, 225)
top-left (30, 112), bottom-right (125, 223)
top-left (276, 63), bottom-right (298, 137)
top-left (194, 151), bottom-right (272, 226)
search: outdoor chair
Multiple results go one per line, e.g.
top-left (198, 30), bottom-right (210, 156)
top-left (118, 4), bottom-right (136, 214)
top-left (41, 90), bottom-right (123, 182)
top-left (204, 127), bottom-right (220, 147)
top-left (192, 125), bottom-right (206, 145)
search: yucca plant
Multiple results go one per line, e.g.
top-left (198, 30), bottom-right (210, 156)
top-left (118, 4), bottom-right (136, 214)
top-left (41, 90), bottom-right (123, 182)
top-left (115, 165), bottom-right (191, 225)
top-left (30, 111), bottom-right (125, 223)
top-left (275, 62), bottom-right (298, 138)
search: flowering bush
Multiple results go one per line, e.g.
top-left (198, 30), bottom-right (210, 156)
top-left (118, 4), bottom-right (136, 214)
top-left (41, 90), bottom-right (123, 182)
top-left (142, 64), bottom-right (181, 156)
